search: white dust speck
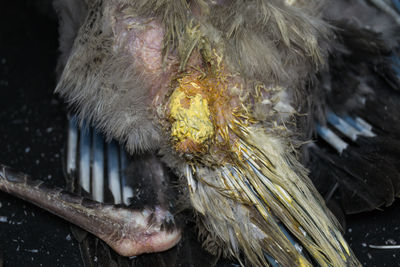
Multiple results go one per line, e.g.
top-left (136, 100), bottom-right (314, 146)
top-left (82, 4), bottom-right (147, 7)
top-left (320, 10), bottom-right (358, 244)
top-left (66, 234), bottom-right (71, 241)
top-left (25, 147), bottom-right (31, 153)
top-left (386, 239), bottom-right (397, 245)
top-left (367, 253), bottom-right (372, 260)
top-left (46, 127), bottom-right (53, 133)
top-left (0, 202), bottom-right (2, 208)
top-left (94, 256), bottom-right (98, 262)
top-left (0, 216), bottom-right (8, 223)
top-left (348, 228), bottom-right (352, 233)
top-left (362, 243), bottom-right (367, 247)
top-left (25, 249), bottom-right (39, 253)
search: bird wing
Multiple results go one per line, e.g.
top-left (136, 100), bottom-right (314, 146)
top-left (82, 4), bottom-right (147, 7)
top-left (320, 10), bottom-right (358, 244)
top-left (307, 0), bottom-right (400, 217)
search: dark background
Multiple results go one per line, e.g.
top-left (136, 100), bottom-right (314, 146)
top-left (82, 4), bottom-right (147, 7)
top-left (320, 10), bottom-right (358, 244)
top-left (0, 1), bottom-right (399, 266)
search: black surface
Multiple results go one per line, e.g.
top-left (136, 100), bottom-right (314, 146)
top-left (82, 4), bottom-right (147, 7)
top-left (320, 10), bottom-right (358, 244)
top-left (0, 1), bottom-right (82, 266)
top-left (346, 202), bottom-right (400, 267)
top-left (0, 1), bottom-right (399, 266)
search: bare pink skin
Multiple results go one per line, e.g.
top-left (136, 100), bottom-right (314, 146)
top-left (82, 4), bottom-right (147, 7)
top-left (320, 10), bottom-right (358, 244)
top-left (108, 229), bottom-right (181, 256)
top-left (110, 11), bottom-right (179, 107)
top-left (96, 207), bottom-right (181, 256)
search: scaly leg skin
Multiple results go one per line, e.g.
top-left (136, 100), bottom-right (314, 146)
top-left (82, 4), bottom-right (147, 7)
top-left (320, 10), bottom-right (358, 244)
top-left (0, 163), bottom-right (181, 257)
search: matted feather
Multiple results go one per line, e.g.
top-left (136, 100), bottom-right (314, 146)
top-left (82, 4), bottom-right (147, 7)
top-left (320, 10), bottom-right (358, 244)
top-left (181, 115), bottom-right (360, 266)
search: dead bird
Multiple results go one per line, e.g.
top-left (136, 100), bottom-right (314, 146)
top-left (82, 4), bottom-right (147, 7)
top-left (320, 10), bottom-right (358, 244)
top-left (1, 0), bottom-right (400, 266)
top-left (54, 0), bottom-right (351, 266)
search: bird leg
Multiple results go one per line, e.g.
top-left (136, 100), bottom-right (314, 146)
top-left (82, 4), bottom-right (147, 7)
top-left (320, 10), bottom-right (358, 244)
top-left (0, 164), bottom-right (181, 257)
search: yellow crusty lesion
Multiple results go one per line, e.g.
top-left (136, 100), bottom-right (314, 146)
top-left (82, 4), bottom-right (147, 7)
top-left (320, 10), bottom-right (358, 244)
top-left (169, 83), bottom-right (214, 152)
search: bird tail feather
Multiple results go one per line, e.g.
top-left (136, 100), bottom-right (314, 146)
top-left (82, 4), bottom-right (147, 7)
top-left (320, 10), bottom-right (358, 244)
top-left (185, 120), bottom-right (361, 266)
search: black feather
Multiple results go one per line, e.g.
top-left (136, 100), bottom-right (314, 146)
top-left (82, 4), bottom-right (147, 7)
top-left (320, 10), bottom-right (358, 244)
top-left (308, 10), bottom-right (400, 218)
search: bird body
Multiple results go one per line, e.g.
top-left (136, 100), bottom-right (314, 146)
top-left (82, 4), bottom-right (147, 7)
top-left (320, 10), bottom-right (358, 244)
top-left (1, 0), bottom-right (399, 266)
top-left (54, 1), bottom-right (364, 266)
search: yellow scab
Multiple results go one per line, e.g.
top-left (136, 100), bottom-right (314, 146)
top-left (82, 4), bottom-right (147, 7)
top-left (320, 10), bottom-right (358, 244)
top-left (169, 84), bottom-right (214, 153)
